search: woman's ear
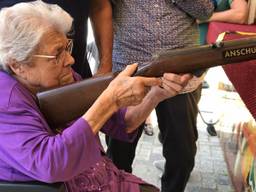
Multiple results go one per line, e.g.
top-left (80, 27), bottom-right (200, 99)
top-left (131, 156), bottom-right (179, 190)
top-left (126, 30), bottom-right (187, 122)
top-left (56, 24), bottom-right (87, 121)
top-left (8, 61), bottom-right (26, 78)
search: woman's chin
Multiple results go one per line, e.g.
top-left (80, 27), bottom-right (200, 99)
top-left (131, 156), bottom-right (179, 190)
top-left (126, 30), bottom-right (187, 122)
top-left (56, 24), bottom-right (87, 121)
top-left (59, 73), bottom-right (74, 86)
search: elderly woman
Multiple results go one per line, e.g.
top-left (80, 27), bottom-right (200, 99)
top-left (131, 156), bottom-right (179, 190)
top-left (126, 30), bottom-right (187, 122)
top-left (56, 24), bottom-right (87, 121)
top-left (0, 1), bottom-right (191, 192)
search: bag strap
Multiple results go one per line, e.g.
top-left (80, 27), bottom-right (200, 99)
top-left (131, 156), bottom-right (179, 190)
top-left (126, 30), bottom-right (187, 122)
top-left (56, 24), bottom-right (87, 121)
top-left (216, 31), bottom-right (256, 44)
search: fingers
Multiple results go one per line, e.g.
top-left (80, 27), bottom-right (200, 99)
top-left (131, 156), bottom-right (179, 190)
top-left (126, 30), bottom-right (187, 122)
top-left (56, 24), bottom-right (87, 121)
top-left (163, 73), bottom-right (192, 86)
top-left (118, 63), bottom-right (138, 77)
top-left (141, 77), bottom-right (161, 87)
top-left (133, 77), bottom-right (161, 99)
top-left (181, 74), bottom-right (193, 84)
top-left (163, 73), bottom-right (182, 84)
top-left (159, 73), bottom-right (192, 95)
top-left (111, 76), bottom-right (160, 108)
top-left (161, 79), bottom-right (182, 95)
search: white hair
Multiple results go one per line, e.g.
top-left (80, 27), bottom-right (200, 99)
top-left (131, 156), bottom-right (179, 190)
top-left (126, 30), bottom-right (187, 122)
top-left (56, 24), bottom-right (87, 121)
top-left (0, 0), bottom-right (73, 71)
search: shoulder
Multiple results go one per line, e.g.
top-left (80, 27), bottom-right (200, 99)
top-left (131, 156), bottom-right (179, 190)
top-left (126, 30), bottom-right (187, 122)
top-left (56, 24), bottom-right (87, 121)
top-left (0, 71), bottom-right (38, 111)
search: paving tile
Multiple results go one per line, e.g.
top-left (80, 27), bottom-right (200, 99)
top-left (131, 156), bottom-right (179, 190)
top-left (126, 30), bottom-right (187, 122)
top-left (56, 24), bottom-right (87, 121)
top-left (217, 184), bottom-right (234, 192)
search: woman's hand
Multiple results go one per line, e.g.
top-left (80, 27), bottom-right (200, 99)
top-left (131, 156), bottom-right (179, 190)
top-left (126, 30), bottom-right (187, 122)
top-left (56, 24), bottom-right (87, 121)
top-left (83, 63), bottom-right (161, 134)
top-left (107, 64), bottom-right (161, 109)
top-left (124, 73), bottom-right (192, 133)
top-left (149, 73), bottom-right (192, 102)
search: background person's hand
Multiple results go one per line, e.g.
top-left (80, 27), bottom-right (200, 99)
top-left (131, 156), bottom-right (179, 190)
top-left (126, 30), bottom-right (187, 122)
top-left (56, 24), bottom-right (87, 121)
top-left (107, 64), bottom-right (161, 109)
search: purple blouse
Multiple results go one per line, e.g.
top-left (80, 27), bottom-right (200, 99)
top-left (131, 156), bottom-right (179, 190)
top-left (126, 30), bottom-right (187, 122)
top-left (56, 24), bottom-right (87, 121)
top-left (0, 71), bottom-right (152, 192)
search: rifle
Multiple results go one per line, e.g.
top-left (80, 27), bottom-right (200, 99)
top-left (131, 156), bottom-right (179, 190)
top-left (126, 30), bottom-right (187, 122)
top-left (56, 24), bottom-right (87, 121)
top-left (37, 37), bottom-right (256, 128)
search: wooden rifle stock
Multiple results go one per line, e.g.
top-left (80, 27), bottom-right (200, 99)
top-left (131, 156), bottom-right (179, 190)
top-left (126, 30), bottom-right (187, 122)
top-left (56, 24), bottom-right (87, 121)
top-left (37, 37), bottom-right (256, 128)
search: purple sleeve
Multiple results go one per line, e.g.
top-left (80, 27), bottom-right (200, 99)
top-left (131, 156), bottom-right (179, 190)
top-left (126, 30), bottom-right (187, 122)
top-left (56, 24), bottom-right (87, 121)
top-left (100, 108), bottom-right (138, 142)
top-left (0, 107), bottom-right (101, 183)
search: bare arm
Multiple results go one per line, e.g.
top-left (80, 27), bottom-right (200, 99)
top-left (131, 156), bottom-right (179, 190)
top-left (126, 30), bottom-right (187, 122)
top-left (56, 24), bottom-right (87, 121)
top-left (89, 0), bottom-right (113, 74)
top-left (209, 0), bottom-right (249, 24)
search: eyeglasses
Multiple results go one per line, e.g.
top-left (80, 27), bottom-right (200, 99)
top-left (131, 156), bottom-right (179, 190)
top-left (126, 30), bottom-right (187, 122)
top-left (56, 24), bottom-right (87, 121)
top-left (33, 39), bottom-right (73, 64)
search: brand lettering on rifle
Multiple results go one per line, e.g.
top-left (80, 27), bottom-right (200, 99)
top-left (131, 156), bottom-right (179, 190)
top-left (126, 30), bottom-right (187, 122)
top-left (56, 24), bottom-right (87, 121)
top-left (224, 47), bottom-right (256, 58)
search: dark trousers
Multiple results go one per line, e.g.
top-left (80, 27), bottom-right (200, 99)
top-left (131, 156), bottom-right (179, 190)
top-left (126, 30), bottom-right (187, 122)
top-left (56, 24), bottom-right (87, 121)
top-left (155, 87), bottom-right (201, 192)
top-left (106, 87), bottom-right (201, 191)
top-left (105, 124), bottom-right (144, 173)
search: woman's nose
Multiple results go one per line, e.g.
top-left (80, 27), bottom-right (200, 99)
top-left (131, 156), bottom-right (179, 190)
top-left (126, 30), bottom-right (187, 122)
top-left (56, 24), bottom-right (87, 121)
top-left (64, 52), bottom-right (75, 67)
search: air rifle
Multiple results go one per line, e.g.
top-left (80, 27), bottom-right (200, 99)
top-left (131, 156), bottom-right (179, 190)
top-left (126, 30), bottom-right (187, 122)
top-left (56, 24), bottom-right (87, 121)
top-left (37, 37), bottom-right (256, 128)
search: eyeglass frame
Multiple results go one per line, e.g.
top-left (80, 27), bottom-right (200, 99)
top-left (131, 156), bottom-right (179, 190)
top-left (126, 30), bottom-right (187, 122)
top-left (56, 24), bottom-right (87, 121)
top-left (33, 38), bottom-right (73, 64)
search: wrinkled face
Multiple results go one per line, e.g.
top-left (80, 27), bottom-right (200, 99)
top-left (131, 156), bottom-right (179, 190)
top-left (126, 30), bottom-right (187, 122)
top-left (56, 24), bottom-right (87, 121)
top-left (11, 30), bottom-right (75, 93)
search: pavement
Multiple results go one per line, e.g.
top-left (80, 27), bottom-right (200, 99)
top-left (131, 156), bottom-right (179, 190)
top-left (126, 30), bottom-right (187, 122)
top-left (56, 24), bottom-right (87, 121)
top-left (99, 67), bottom-right (236, 192)
top-left (131, 115), bottom-right (234, 192)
